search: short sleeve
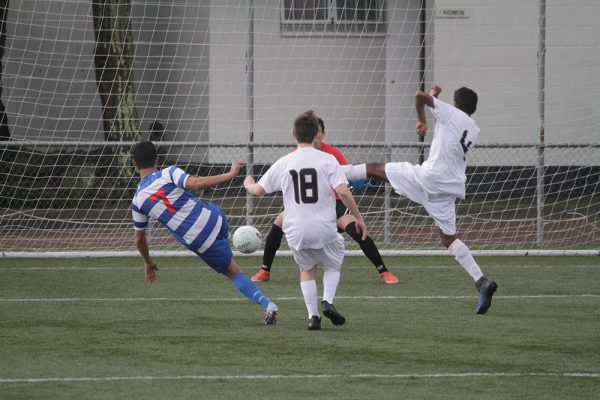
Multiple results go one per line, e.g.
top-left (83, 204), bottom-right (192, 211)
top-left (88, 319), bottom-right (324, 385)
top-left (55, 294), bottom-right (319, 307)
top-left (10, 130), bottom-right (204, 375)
top-left (430, 97), bottom-right (455, 124)
top-left (131, 202), bottom-right (149, 231)
top-left (165, 166), bottom-right (189, 189)
top-left (328, 160), bottom-right (349, 189)
top-left (257, 160), bottom-right (283, 194)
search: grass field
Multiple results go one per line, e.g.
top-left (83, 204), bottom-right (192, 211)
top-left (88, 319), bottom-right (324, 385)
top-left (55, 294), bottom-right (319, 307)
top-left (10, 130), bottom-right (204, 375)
top-left (1, 256), bottom-right (598, 399)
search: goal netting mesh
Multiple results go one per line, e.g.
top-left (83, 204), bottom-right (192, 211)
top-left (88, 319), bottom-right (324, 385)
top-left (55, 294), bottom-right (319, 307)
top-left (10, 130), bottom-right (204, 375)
top-left (0, 0), bottom-right (598, 255)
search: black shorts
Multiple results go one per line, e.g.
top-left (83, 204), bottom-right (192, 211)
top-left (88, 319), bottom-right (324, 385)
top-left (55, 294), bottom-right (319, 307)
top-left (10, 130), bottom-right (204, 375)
top-left (335, 200), bottom-right (352, 234)
top-left (336, 199), bottom-right (350, 219)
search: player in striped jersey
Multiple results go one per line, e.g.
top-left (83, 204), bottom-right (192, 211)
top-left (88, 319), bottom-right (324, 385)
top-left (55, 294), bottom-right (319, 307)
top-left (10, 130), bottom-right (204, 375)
top-left (131, 141), bottom-right (278, 324)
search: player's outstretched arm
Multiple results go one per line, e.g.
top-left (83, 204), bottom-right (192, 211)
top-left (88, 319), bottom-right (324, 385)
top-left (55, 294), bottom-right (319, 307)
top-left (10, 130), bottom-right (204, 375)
top-left (244, 176), bottom-right (267, 196)
top-left (334, 184), bottom-right (367, 240)
top-left (134, 230), bottom-right (158, 283)
top-left (341, 164), bottom-right (367, 180)
top-left (186, 161), bottom-right (244, 191)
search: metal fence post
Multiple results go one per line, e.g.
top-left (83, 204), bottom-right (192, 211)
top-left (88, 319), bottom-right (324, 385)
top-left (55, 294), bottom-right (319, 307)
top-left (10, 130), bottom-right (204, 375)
top-left (246, 141), bottom-right (254, 226)
top-left (245, 0), bottom-right (255, 226)
top-left (536, 0), bottom-right (546, 245)
top-left (536, 144), bottom-right (545, 244)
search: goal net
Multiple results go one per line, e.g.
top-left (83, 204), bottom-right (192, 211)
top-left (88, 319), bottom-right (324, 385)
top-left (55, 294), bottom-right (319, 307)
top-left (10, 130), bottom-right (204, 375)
top-left (0, 0), bottom-right (598, 256)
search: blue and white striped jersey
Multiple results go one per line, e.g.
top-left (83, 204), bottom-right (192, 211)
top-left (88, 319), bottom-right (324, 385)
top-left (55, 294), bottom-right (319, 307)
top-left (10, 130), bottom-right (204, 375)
top-left (131, 166), bottom-right (224, 253)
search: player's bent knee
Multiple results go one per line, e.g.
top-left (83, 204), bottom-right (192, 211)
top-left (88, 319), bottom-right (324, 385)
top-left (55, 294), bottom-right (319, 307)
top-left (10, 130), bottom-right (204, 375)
top-left (273, 212), bottom-right (284, 227)
top-left (337, 214), bottom-right (356, 230)
top-left (438, 230), bottom-right (457, 248)
top-left (223, 259), bottom-right (242, 279)
top-left (344, 221), bottom-right (365, 242)
top-left (300, 266), bottom-right (318, 281)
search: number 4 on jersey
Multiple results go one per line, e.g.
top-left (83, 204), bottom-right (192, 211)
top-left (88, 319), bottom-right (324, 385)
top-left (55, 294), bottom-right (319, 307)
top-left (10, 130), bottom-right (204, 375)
top-left (460, 130), bottom-right (472, 160)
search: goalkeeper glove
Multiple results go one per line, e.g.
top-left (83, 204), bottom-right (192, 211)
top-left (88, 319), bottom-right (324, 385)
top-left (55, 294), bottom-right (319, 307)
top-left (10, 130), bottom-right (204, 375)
top-left (348, 179), bottom-right (371, 191)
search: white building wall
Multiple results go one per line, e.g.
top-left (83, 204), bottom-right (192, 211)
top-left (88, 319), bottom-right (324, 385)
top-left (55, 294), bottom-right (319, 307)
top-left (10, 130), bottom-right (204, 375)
top-left (431, 0), bottom-right (600, 146)
top-left (545, 0), bottom-right (600, 144)
top-left (209, 0), bottom-right (388, 162)
top-left (208, 1), bottom-right (248, 145)
top-left (3, 0), bottom-right (210, 145)
top-left (132, 1), bottom-right (210, 144)
top-left (3, 1), bottom-right (103, 141)
top-left (1, 0), bottom-right (598, 158)
top-left (430, 0), bottom-right (539, 145)
top-left (385, 0), bottom-right (424, 146)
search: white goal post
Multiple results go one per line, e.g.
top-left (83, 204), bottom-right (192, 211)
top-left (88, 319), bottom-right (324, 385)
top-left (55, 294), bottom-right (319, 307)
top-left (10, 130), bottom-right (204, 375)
top-left (0, 1), bottom-right (598, 257)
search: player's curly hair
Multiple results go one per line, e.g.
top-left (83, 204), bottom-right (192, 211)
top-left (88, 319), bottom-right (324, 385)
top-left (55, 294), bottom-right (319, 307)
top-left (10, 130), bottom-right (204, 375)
top-left (132, 141), bottom-right (158, 169)
top-left (454, 87), bottom-right (478, 115)
top-left (294, 110), bottom-right (319, 143)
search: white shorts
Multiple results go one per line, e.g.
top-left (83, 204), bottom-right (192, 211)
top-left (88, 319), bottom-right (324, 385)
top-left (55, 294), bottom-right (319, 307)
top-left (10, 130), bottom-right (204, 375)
top-left (385, 162), bottom-right (457, 235)
top-left (290, 234), bottom-right (345, 272)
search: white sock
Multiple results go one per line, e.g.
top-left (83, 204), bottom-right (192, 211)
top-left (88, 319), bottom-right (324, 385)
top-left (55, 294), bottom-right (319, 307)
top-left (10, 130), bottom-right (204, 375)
top-left (300, 280), bottom-right (319, 318)
top-left (341, 164), bottom-right (367, 180)
top-left (448, 239), bottom-right (483, 282)
top-left (322, 269), bottom-right (341, 304)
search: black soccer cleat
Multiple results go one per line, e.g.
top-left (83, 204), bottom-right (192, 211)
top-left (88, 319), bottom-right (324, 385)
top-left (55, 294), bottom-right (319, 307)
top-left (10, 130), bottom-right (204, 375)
top-left (308, 316), bottom-right (321, 330)
top-left (475, 278), bottom-right (498, 315)
top-left (321, 301), bottom-right (346, 326)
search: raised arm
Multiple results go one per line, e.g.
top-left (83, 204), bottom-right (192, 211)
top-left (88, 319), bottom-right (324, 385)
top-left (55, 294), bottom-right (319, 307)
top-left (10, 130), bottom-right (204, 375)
top-left (430, 84), bottom-right (442, 98)
top-left (415, 84), bottom-right (441, 135)
top-left (185, 161), bottom-right (244, 191)
top-left (415, 91), bottom-right (434, 135)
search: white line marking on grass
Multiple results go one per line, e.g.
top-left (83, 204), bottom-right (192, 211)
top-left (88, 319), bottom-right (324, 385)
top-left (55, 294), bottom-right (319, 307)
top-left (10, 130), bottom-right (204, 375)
top-left (0, 266), bottom-right (202, 271)
top-left (338, 294), bottom-right (600, 300)
top-left (0, 372), bottom-right (598, 383)
top-left (0, 294), bottom-right (598, 303)
top-left (1, 264), bottom-right (599, 271)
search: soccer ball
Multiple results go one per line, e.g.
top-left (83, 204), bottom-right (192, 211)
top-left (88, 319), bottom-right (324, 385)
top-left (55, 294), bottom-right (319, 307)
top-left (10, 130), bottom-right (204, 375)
top-left (232, 225), bottom-right (262, 254)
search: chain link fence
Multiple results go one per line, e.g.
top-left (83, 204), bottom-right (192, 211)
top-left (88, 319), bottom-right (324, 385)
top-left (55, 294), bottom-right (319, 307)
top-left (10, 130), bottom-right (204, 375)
top-left (0, 141), bottom-right (598, 253)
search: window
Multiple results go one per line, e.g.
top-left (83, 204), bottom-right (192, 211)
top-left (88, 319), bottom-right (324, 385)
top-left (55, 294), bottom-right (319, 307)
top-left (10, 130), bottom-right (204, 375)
top-left (281, 0), bottom-right (386, 36)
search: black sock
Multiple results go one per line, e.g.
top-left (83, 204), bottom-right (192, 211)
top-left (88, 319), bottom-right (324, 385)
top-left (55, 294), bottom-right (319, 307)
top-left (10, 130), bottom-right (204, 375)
top-left (262, 224), bottom-right (284, 272)
top-left (344, 222), bottom-right (389, 273)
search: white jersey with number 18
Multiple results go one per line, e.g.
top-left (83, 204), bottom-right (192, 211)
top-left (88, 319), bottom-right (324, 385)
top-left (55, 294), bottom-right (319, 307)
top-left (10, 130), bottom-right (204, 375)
top-left (421, 97), bottom-right (480, 199)
top-left (258, 146), bottom-right (348, 250)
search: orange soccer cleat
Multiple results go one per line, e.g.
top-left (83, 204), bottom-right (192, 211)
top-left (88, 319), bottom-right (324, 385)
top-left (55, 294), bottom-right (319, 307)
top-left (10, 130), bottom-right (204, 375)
top-left (250, 269), bottom-right (271, 282)
top-left (379, 271), bottom-right (399, 284)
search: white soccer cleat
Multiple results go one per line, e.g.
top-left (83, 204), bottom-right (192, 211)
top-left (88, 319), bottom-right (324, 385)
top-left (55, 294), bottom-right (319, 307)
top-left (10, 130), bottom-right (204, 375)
top-left (264, 302), bottom-right (278, 325)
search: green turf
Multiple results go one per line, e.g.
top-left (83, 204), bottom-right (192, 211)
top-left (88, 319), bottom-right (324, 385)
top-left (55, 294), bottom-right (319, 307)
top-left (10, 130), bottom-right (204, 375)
top-left (0, 256), bottom-right (598, 399)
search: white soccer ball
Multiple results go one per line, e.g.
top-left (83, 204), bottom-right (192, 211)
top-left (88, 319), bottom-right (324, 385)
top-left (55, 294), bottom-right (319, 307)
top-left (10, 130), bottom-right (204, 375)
top-left (232, 225), bottom-right (262, 254)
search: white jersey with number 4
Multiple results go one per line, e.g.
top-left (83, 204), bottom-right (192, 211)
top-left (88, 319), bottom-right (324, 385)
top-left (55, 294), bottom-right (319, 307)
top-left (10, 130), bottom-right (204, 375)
top-left (421, 97), bottom-right (480, 199)
top-left (258, 146), bottom-right (348, 250)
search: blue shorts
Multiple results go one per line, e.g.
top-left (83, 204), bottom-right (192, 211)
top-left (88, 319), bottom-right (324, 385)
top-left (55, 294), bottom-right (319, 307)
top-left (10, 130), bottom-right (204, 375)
top-left (192, 211), bottom-right (233, 273)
